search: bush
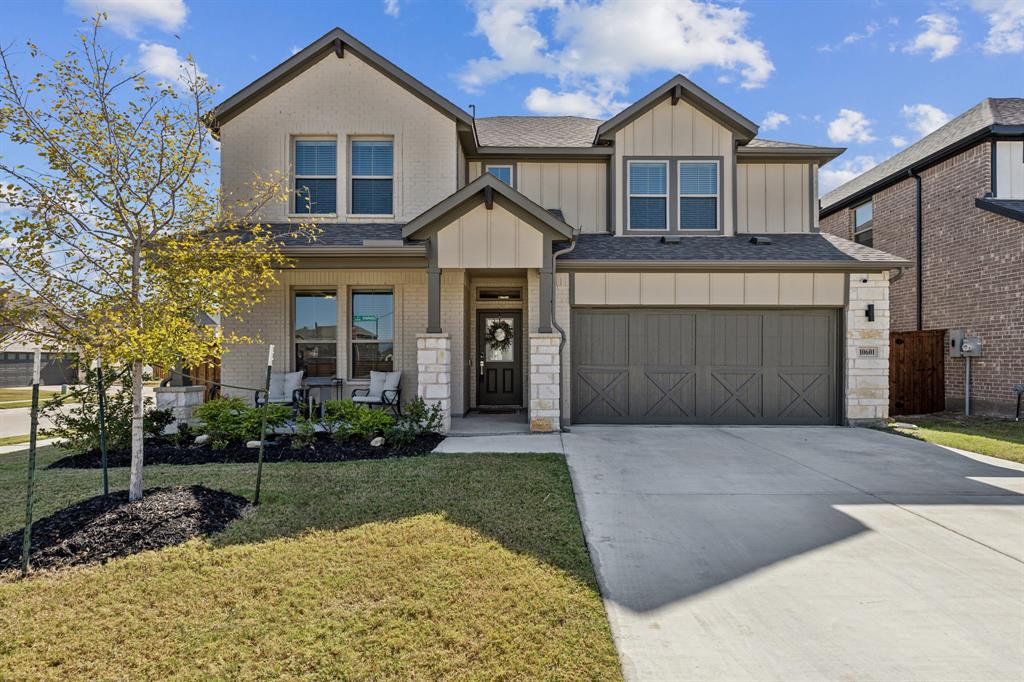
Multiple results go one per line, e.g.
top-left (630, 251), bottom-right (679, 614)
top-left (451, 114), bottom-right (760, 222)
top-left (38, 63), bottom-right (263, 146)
top-left (385, 397), bottom-right (444, 447)
top-left (322, 399), bottom-right (394, 442)
top-left (290, 416), bottom-right (318, 450)
top-left (43, 366), bottom-right (169, 453)
top-left (194, 397), bottom-right (291, 449)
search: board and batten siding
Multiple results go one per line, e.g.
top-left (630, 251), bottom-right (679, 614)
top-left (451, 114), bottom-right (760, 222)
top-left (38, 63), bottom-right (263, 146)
top-left (736, 163), bottom-right (817, 233)
top-left (468, 160), bottom-right (607, 233)
top-left (995, 141), bottom-right (1024, 198)
top-left (613, 97), bottom-right (736, 235)
top-left (436, 202), bottom-right (544, 269)
top-left (572, 272), bottom-right (846, 306)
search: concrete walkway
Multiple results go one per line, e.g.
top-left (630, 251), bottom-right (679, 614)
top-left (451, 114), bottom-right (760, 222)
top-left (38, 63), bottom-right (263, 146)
top-left (432, 433), bottom-right (563, 454)
top-left (563, 425), bottom-right (1024, 682)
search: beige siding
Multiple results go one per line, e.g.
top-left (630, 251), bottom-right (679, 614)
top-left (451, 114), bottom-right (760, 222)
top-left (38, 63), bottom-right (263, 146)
top-left (468, 160), bottom-right (607, 233)
top-left (219, 52), bottom-right (457, 223)
top-left (996, 141), bottom-right (1024, 198)
top-left (737, 162), bottom-right (813, 233)
top-left (436, 203), bottom-right (544, 268)
top-left (613, 97), bottom-right (736, 234)
top-left (571, 272), bottom-right (845, 306)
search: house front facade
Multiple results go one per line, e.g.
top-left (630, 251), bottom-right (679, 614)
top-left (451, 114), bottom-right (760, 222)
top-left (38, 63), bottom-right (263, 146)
top-left (820, 99), bottom-right (1024, 417)
top-left (211, 28), bottom-right (905, 432)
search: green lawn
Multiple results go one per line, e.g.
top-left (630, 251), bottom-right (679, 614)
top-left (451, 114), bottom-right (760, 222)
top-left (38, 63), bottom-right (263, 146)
top-left (0, 446), bottom-right (620, 680)
top-left (892, 414), bottom-right (1024, 464)
top-left (0, 435), bottom-right (31, 447)
top-left (0, 388), bottom-right (74, 410)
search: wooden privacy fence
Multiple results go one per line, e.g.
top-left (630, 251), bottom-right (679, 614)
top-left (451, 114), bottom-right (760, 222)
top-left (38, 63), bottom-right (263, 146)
top-left (890, 330), bottom-right (945, 416)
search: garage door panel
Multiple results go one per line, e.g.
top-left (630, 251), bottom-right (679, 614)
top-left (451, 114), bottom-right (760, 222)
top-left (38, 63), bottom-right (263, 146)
top-left (573, 308), bottom-right (837, 425)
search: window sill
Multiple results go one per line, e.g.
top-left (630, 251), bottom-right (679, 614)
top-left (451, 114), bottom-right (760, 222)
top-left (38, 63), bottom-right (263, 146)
top-left (345, 214), bottom-right (396, 220)
top-left (287, 213), bottom-right (338, 219)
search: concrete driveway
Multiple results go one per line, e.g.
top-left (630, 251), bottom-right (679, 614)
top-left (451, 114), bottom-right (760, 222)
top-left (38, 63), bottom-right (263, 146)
top-left (563, 426), bottom-right (1024, 682)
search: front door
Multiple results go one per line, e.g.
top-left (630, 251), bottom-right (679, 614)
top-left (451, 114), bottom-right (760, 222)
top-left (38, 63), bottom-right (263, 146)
top-left (477, 311), bottom-right (522, 406)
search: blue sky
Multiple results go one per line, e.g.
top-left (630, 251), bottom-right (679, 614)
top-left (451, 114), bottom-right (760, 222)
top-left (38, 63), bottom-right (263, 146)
top-left (2, 0), bottom-right (1022, 193)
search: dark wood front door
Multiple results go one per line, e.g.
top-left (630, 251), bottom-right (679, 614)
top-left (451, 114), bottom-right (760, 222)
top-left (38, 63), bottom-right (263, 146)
top-left (477, 311), bottom-right (522, 406)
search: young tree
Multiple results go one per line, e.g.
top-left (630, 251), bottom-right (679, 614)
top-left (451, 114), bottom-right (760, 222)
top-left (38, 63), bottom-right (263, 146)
top-left (0, 17), bottom-right (313, 500)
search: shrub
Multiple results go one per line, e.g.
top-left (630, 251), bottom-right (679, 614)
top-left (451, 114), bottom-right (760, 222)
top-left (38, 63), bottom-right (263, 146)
top-left (322, 399), bottom-right (393, 442)
top-left (385, 397), bottom-right (444, 447)
top-left (194, 397), bottom-right (290, 449)
top-left (290, 416), bottom-right (318, 450)
top-left (43, 366), bottom-right (169, 453)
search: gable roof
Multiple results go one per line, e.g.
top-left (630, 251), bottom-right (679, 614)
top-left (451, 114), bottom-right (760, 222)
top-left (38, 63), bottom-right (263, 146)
top-left (208, 27), bottom-right (474, 135)
top-left (737, 138), bottom-right (845, 165)
top-left (402, 173), bottom-right (575, 240)
top-left (821, 98), bottom-right (1024, 215)
top-left (475, 116), bottom-right (602, 148)
top-left (595, 74), bottom-right (759, 143)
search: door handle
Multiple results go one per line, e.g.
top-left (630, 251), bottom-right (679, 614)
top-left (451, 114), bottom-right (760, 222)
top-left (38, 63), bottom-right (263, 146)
top-left (479, 359), bottom-right (485, 377)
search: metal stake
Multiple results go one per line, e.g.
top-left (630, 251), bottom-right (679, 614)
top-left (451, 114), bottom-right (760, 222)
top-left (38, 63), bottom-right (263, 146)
top-left (253, 345), bottom-right (274, 506)
top-left (965, 356), bottom-right (972, 417)
top-left (96, 359), bottom-right (109, 497)
top-left (20, 350), bottom-right (42, 577)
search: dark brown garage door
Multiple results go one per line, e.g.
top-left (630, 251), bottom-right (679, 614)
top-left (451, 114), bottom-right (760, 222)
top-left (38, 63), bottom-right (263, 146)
top-left (571, 308), bottom-right (839, 425)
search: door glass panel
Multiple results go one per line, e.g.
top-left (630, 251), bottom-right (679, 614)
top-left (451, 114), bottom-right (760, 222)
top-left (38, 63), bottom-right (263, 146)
top-left (484, 317), bottom-right (515, 362)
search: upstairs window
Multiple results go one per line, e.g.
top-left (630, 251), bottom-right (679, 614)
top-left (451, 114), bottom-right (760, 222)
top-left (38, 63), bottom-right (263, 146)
top-left (853, 200), bottom-right (873, 247)
top-left (351, 290), bottom-right (394, 379)
top-left (294, 291), bottom-right (337, 377)
top-left (485, 164), bottom-right (514, 186)
top-left (628, 161), bottom-right (668, 230)
top-left (351, 139), bottom-right (394, 215)
top-left (294, 139), bottom-right (337, 214)
top-left (679, 161), bottom-right (718, 230)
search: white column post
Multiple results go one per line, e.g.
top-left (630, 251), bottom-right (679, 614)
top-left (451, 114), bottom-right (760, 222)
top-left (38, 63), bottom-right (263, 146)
top-left (529, 332), bottom-right (561, 432)
top-left (417, 333), bottom-right (451, 434)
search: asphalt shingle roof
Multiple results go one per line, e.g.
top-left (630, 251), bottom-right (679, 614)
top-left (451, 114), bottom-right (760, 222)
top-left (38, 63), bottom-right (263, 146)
top-left (821, 98), bottom-right (1024, 212)
top-left (268, 223), bottom-right (405, 247)
top-left (474, 116), bottom-right (603, 147)
top-left (559, 232), bottom-right (905, 263)
top-left (744, 138), bottom-right (819, 149)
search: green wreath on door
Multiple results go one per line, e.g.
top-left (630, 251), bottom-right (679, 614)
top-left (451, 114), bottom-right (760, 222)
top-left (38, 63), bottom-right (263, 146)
top-left (485, 319), bottom-right (514, 352)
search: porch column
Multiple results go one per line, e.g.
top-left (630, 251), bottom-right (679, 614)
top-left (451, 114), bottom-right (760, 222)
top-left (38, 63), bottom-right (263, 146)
top-left (845, 272), bottom-right (890, 426)
top-left (538, 236), bottom-right (553, 333)
top-left (417, 333), bottom-right (451, 434)
top-left (529, 332), bottom-right (561, 432)
top-left (426, 236), bottom-right (442, 333)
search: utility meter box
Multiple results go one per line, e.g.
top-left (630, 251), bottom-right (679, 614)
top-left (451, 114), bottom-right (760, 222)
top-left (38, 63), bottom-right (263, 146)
top-left (949, 329), bottom-right (982, 357)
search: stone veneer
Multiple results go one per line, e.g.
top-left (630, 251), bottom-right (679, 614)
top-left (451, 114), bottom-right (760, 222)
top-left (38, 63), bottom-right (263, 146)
top-left (154, 385), bottom-right (205, 431)
top-left (846, 272), bottom-right (890, 425)
top-left (417, 333), bottom-right (451, 434)
top-left (529, 332), bottom-right (562, 432)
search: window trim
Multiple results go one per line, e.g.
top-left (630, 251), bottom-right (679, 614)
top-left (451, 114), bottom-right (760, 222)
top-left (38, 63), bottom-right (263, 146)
top-left (622, 156), bottom-right (725, 235)
top-left (348, 136), bottom-right (395, 217)
top-left (678, 159), bottom-right (721, 231)
top-left (349, 288), bottom-right (396, 381)
top-left (292, 288), bottom-right (339, 379)
top-left (853, 199), bottom-right (873, 246)
top-left (484, 163), bottom-right (515, 188)
top-left (292, 137), bottom-right (338, 216)
top-left (626, 159), bottom-right (670, 231)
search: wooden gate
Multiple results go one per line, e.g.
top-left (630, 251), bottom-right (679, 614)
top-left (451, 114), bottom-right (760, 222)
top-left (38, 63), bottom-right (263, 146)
top-left (890, 330), bottom-right (945, 416)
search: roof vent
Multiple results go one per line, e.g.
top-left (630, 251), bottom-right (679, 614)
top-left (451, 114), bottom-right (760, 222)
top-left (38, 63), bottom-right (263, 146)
top-left (661, 235), bottom-right (683, 244)
top-left (749, 236), bottom-right (772, 246)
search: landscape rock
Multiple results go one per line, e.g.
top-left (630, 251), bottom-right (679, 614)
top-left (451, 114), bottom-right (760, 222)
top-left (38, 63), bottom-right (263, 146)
top-left (370, 436), bottom-right (385, 447)
top-left (194, 434), bottom-right (211, 445)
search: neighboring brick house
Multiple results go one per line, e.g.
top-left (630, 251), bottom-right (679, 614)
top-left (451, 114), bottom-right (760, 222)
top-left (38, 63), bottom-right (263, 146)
top-left (208, 27), bottom-right (907, 432)
top-left (820, 98), bottom-right (1024, 416)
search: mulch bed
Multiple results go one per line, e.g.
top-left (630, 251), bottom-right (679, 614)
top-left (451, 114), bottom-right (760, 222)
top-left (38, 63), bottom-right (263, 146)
top-left (0, 486), bottom-right (250, 573)
top-left (47, 432), bottom-right (445, 469)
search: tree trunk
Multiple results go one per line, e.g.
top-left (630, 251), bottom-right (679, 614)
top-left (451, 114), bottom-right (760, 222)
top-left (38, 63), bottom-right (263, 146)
top-left (128, 359), bottom-right (145, 501)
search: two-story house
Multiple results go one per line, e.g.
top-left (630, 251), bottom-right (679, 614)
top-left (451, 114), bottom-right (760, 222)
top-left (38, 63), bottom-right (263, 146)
top-left (209, 28), bottom-right (905, 432)
top-left (820, 99), bottom-right (1024, 417)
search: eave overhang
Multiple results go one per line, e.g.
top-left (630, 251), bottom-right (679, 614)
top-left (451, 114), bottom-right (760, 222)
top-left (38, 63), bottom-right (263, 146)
top-left (558, 259), bottom-right (908, 273)
top-left (737, 146), bottom-right (846, 166)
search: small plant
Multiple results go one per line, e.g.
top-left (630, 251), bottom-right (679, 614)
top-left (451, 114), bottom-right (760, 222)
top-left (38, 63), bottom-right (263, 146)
top-left (385, 397), bottom-right (443, 447)
top-left (290, 416), bottom-right (319, 450)
top-left (322, 399), bottom-right (394, 442)
top-left (145, 408), bottom-right (175, 439)
top-left (194, 397), bottom-right (290, 449)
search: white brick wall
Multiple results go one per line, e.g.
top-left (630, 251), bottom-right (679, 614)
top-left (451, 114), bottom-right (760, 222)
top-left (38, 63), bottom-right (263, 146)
top-left (846, 272), bottom-right (891, 424)
top-left (219, 52), bottom-right (457, 223)
top-left (529, 333), bottom-right (562, 432)
top-left (417, 333), bottom-right (451, 433)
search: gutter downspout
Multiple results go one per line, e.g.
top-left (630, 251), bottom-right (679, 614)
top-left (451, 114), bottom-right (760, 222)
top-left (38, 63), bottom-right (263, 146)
top-left (911, 169), bottom-right (923, 331)
top-left (551, 230), bottom-right (578, 431)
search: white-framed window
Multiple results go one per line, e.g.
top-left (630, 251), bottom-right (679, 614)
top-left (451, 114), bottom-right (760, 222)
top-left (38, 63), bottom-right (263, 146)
top-left (350, 290), bottom-right (394, 380)
top-left (294, 290), bottom-right (337, 377)
top-left (853, 200), bottom-right (873, 247)
top-left (679, 160), bottom-right (719, 230)
top-left (293, 138), bottom-right (337, 214)
top-left (350, 138), bottom-right (394, 215)
top-left (485, 164), bottom-right (514, 186)
top-left (627, 160), bottom-right (669, 230)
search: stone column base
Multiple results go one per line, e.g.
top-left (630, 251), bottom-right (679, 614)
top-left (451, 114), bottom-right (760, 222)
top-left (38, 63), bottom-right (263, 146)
top-left (154, 385), bottom-right (206, 432)
top-left (529, 332), bottom-right (561, 432)
top-left (417, 333), bottom-right (451, 434)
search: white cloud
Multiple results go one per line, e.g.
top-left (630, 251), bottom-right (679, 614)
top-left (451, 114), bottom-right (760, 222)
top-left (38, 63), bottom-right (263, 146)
top-left (903, 14), bottom-right (961, 60)
top-left (460, 0), bottom-right (774, 117)
top-left (525, 88), bottom-right (610, 117)
top-left (900, 103), bottom-right (951, 137)
top-left (290, 45), bottom-right (300, 56)
top-left (761, 111), bottom-right (790, 130)
top-left (972, 0), bottom-right (1024, 54)
top-left (383, 0), bottom-right (400, 17)
top-left (827, 109), bottom-right (875, 143)
top-left (890, 135), bottom-right (908, 148)
top-left (818, 22), bottom-right (879, 52)
top-left (66, 0), bottom-right (187, 38)
top-left (820, 155), bottom-right (877, 195)
top-left (138, 42), bottom-right (204, 87)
